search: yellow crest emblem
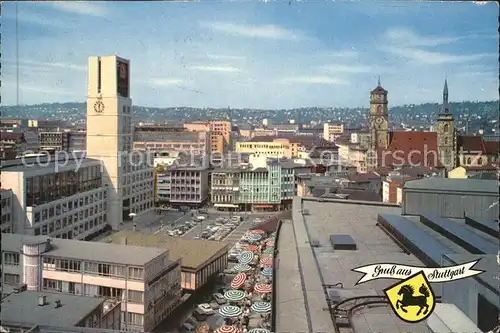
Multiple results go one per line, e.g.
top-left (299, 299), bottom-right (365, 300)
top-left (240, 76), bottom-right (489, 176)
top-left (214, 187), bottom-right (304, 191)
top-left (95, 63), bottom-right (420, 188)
top-left (384, 271), bottom-right (436, 323)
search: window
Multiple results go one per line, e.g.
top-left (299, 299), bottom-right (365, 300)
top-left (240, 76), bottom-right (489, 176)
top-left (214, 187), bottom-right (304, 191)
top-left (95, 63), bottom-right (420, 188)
top-left (43, 278), bottom-right (62, 292)
top-left (4, 273), bottom-right (20, 284)
top-left (478, 157), bottom-right (483, 164)
top-left (128, 290), bottom-right (144, 303)
top-left (4, 252), bottom-right (20, 266)
top-left (467, 157), bottom-right (472, 164)
top-left (127, 313), bottom-right (144, 326)
top-left (128, 267), bottom-right (144, 280)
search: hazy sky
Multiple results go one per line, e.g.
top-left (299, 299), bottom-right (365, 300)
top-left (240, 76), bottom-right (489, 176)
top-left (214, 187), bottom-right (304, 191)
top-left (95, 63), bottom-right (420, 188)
top-left (2, 1), bottom-right (498, 109)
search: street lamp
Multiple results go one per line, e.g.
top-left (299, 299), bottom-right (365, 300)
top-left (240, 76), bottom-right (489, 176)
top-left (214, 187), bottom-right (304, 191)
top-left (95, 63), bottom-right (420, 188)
top-left (129, 213), bottom-right (137, 231)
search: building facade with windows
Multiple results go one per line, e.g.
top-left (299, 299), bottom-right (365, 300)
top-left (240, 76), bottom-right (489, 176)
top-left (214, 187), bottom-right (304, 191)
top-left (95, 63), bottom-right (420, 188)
top-left (133, 124), bottom-right (211, 157)
top-left (323, 122), bottom-right (344, 142)
top-left (0, 158), bottom-right (108, 240)
top-left (211, 158), bottom-right (301, 211)
top-left (166, 165), bottom-right (209, 207)
top-left (1, 234), bottom-right (182, 332)
top-left (1, 188), bottom-right (14, 233)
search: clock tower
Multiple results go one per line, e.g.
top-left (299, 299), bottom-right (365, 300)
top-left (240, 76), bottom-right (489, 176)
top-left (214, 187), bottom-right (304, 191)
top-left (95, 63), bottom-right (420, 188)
top-left (368, 78), bottom-right (389, 160)
top-left (86, 55), bottom-right (133, 229)
top-left (436, 79), bottom-right (456, 171)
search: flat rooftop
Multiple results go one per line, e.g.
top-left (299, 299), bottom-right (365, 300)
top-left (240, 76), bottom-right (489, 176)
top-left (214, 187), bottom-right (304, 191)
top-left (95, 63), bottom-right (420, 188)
top-left (0, 155), bottom-right (99, 172)
top-left (100, 230), bottom-right (229, 270)
top-left (276, 198), bottom-right (432, 333)
top-left (1, 233), bottom-right (167, 266)
top-left (1, 290), bottom-right (103, 327)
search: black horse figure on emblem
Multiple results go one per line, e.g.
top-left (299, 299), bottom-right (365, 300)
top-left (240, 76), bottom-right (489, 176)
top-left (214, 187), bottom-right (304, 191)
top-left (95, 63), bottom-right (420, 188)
top-left (395, 284), bottom-right (430, 316)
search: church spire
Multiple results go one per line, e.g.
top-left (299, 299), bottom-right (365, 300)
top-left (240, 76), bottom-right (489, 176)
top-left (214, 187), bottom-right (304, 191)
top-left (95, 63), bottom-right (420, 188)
top-left (442, 78), bottom-right (449, 113)
top-left (377, 75), bottom-right (381, 86)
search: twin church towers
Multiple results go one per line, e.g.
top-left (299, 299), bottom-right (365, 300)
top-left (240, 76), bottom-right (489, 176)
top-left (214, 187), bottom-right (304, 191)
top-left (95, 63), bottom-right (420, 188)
top-left (368, 78), bottom-right (456, 170)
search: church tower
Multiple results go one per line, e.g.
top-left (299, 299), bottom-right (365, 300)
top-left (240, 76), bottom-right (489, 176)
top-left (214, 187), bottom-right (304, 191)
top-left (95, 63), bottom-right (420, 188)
top-left (435, 79), bottom-right (457, 170)
top-left (369, 77), bottom-right (389, 156)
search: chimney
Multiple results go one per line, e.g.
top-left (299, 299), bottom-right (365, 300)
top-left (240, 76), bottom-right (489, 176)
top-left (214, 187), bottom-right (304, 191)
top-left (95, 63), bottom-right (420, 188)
top-left (38, 295), bottom-right (46, 306)
top-left (122, 237), bottom-right (127, 245)
top-left (54, 300), bottom-right (62, 308)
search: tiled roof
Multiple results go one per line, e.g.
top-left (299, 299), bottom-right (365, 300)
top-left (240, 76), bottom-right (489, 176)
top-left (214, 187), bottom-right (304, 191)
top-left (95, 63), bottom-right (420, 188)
top-left (381, 131), bottom-right (439, 168)
top-left (371, 85), bottom-right (388, 94)
top-left (457, 135), bottom-right (487, 153)
top-left (348, 172), bottom-right (380, 182)
top-left (484, 140), bottom-right (500, 155)
top-left (392, 165), bottom-right (440, 178)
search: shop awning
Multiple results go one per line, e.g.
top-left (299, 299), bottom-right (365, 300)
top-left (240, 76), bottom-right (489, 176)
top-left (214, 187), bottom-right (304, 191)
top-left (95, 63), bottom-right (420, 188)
top-left (253, 204), bottom-right (274, 208)
top-left (214, 204), bottom-right (239, 208)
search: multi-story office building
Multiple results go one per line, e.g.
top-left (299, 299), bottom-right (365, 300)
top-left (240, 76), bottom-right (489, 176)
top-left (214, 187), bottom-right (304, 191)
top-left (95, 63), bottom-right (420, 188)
top-left (236, 136), bottom-right (331, 159)
top-left (69, 130), bottom-right (87, 151)
top-left (0, 157), bottom-right (108, 240)
top-left (0, 132), bottom-right (27, 159)
top-left (0, 119), bottom-right (39, 155)
top-left (1, 233), bottom-right (182, 332)
top-left (38, 131), bottom-right (71, 151)
top-left (1, 188), bottom-right (14, 233)
top-left (184, 120), bottom-right (231, 154)
top-left (211, 169), bottom-right (240, 210)
top-left (211, 158), bottom-right (304, 211)
top-left (37, 130), bottom-right (87, 153)
top-left (323, 122), bottom-right (344, 142)
top-left (133, 124), bottom-right (211, 156)
top-left (167, 165), bottom-right (209, 207)
top-left (86, 55), bottom-right (154, 228)
top-left (236, 139), bottom-right (291, 158)
top-left (155, 165), bottom-right (170, 204)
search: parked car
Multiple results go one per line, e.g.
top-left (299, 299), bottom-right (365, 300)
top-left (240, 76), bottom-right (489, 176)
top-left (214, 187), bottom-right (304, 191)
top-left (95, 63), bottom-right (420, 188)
top-left (193, 309), bottom-right (208, 321)
top-left (181, 322), bottom-right (196, 332)
top-left (197, 303), bottom-right (214, 315)
top-left (213, 293), bottom-right (226, 305)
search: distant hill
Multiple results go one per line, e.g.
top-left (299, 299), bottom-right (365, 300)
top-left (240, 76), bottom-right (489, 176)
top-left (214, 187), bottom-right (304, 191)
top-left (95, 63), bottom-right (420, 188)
top-left (0, 101), bottom-right (498, 133)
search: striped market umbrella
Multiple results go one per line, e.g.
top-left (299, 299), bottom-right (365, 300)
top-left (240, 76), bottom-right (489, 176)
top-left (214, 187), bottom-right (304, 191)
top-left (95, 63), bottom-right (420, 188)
top-left (216, 325), bottom-right (241, 333)
top-left (251, 229), bottom-right (266, 234)
top-left (247, 234), bottom-right (263, 243)
top-left (230, 272), bottom-right (247, 289)
top-left (246, 244), bottom-right (259, 252)
top-left (233, 263), bottom-right (252, 272)
top-left (263, 248), bottom-right (274, 255)
top-left (254, 283), bottom-right (272, 293)
top-left (224, 289), bottom-right (246, 302)
top-left (265, 240), bottom-right (275, 247)
top-left (237, 251), bottom-right (254, 265)
top-left (260, 257), bottom-right (273, 266)
top-left (261, 267), bottom-right (273, 277)
top-left (218, 305), bottom-right (243, 318)
top-left (251, 301), bottom-right (272, 313)
top-left (248, 329), bottom-right (271, 333)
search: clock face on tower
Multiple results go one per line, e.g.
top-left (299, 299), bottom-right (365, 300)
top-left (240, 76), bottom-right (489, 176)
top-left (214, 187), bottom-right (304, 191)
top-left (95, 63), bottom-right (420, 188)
top-left (94, 100), bottom-right (105, 113)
